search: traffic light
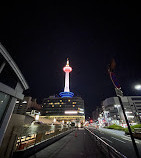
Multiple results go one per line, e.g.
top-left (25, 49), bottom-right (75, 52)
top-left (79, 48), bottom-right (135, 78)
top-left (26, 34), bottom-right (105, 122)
top-left (90, 120), bottom-right (93, 123)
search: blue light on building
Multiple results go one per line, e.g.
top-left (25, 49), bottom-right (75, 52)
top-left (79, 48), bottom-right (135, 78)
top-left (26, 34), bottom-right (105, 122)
top-left (59, 92), bottom-right (74, 98)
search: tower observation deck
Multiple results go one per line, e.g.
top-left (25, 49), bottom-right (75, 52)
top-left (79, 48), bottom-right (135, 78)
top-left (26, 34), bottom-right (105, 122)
top-left (59, 59), bottom-right (74, 98)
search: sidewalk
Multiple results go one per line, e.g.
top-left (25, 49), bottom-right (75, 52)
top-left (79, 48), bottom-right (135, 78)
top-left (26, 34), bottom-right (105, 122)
top-left (29, 128), bottom-right (104, 158)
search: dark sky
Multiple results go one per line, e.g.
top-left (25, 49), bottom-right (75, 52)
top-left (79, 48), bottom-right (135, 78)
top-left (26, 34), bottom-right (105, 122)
top-left (1, 2), bottom-right (141, 118)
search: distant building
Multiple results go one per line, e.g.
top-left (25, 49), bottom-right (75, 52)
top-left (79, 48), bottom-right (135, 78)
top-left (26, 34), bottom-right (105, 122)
top-left (42, 96), bottom-right (85, 123)
top-left (92, 106), bottom-right (102, 121)
top-left (102, 96), bottom-right (141, 124)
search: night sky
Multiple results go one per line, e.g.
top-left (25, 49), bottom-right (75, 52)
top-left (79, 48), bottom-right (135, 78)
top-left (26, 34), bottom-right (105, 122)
top-left (1, 2), bottom-right (141, 118)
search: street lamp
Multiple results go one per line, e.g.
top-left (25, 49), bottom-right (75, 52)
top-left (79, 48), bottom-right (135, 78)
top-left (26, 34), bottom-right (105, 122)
top-left (35, 114), bottom-right (39, 121)
top-left (53, 118), bottom-right (56, 123)
top-left (134, 84), bottom-right (141, 90)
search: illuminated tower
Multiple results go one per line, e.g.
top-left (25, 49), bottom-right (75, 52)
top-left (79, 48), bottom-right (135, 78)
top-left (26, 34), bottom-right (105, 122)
top-left (59, 58), bottom-right (74, 98)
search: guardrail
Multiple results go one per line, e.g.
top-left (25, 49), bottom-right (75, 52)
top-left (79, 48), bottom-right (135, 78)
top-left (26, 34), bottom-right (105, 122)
top-left (85, 127), bottom-right (127, 158)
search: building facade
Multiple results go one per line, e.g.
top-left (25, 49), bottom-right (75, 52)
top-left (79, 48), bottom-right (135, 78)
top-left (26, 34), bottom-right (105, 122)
top-left (92, 106), bottom-right (102, 122)
top-left (102, 96), bottom-right (141, 125)
top-left (42, 96), bottom-right (85, 123)
top-left (0, 43), bottom-right (28, 158)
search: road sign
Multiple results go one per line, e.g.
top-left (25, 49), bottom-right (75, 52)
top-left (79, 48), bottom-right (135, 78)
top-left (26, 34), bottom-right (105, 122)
top-left (115, 88), bottom-right (123, 96)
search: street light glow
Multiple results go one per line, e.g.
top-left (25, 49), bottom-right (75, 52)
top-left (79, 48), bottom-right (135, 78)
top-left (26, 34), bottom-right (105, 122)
top-left (35, 114), bottom-right (39, 121)
top-left (53, 118), bottom-right (56, 123)
top-left (134, 84), bottom-right (141, 90)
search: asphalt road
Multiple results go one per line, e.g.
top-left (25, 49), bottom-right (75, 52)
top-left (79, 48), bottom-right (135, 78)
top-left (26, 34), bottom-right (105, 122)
top-left (87, 126), bottom-right (141, 158)
top-left (29, 128), bottom-right (104, 158)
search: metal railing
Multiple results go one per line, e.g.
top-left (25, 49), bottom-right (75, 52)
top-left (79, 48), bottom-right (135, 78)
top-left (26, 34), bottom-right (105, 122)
top-left (85, 127), bottom-right (127, 158)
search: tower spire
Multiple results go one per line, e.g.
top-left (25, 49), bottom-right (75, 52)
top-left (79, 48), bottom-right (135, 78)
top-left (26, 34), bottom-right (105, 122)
top-left (66, 58), bottom-right (69, 66)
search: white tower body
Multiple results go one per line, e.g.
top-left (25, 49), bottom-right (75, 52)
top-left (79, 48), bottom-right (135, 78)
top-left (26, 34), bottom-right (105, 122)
top-left (63, 59), bottom-right (72, 92)
top-left (64, 72), bottom-right (70, 92)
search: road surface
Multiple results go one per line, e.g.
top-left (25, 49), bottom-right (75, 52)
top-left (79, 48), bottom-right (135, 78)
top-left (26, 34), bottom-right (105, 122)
top-left (29, 128), bottom-right (104, 158)
top-left (87, 126), bottom-right (141, 158)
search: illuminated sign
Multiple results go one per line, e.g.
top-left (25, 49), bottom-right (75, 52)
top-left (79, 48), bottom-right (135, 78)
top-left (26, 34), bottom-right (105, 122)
top-left (64, 111), bottom-right (78, 114)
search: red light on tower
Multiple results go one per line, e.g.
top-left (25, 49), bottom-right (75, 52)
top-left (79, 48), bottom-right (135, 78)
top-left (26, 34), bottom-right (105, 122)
top-left (63, 66), bottom-right (72, 72)
top-left (63, 58), bottom-right (72, 72)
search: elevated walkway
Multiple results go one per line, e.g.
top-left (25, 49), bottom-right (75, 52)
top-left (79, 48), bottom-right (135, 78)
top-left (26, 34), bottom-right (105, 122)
top-left (29, 128), bottom-right (104, 158)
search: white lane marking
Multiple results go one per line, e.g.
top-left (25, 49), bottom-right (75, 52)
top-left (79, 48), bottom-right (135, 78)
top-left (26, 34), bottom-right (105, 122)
top-left (122, 137), bottom-right (132, 141)
top-left (111, 137), bottom-right (126, 143)
top-left (101, 137), bottom-right (112, 143)
top-left (121, 137), bottom-right (140, 144)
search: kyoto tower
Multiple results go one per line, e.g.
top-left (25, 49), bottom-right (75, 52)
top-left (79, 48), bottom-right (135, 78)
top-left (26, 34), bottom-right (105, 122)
top-left (59, 58), bottom-right (74, 98)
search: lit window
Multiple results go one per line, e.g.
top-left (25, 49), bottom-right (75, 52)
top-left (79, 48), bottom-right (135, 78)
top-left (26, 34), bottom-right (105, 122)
top-left (68, 100), bottom-right (70, 102)
top-left (20, 105), bottom-right (22, 107)
top-left (60, 105), bottom-right (61, 107)
top-left (73, 105), bottom-right (75, 107)
top-left (22, 101), bottom-right (27, 104)
top-left (61, 102), bottom-right (64, 104)
top-left (52, 105), bottom-right (54, 107)
top-left (55, 102), bottom-right (60, 105)
top-left (73, 102), bottom-right (76, 104)
top-left (49, 103), bottom-right (53, 105)
top-left (60, 100), bottom-right (62, 102)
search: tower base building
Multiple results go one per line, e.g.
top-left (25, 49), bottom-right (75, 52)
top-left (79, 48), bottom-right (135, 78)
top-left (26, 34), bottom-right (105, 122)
top-left (42, 59), bottom-right (85, 125)
top-left (42, 96), bottom-right (85, 124)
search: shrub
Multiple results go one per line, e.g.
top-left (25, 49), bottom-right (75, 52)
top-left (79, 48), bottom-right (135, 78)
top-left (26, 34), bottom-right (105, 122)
top-left (105, 124), bottom-right (124, 131)
top-left (125, 124), bottom-right (141, 134)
